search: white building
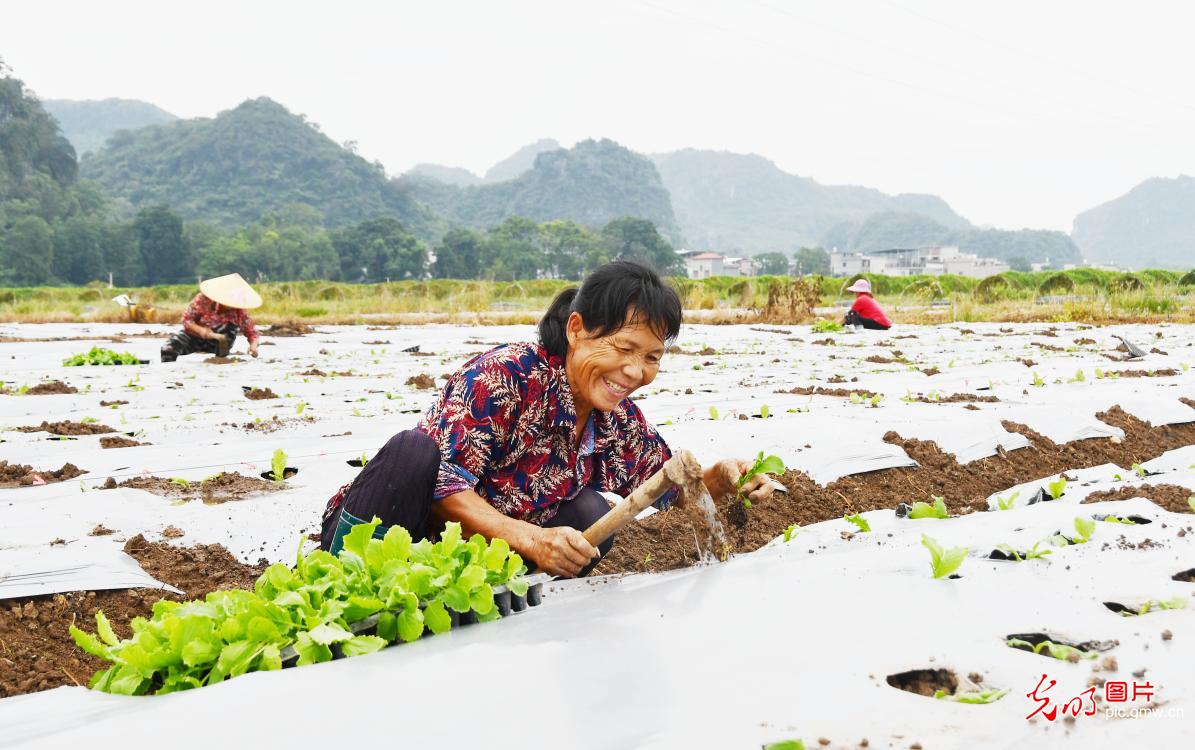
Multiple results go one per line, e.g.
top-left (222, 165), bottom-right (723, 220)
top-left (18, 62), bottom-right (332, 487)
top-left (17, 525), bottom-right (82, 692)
top-left (830, 246), bottom-right (1009, 279)
top-left (685, 252), bottom-right (725, 279)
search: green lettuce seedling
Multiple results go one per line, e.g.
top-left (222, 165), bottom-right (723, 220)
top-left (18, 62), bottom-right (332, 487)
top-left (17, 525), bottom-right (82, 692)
top-left (782, 523), bottom-right (799, 542)
top-left (295, 401), bottom-right (307, 415)
top-left (169, 477), bottom-right (190, 489)
top-left (922, 534), bottom-right (967, 579)
top-left (934, 688), bottom-right (1009, 704)
top-left (844, 513), bottom-right (871, 533)
top-left (709, 406), bottom-right (719, 420)
top-left (763, 741), bottom-right (806, 750)
top-left (1047, 477), bottom-right (1067, 500)
top-left (737, 452), bottom-right (784, 509)
top-left (271, 449), bottom-right (288, 482)
top-left (996, 540), bottom-right (1053, 562)
top-left (1121, 597), bottom-right (1188, 616)
top-left (909, 496), bottom-right (949, 520)
top-left (1006, 637), bottom-right (1097, 661)
top-left (994, 491), bottom-right (1020, 511)
top-left (1131, 463), bottom-right (1146, 478)
top-left (811, 319), bottom-right (842, 333)
top-left (1100, 515), bottom-right (1136, 525)
top-left (1031, 371), bottom-right (1045, 387)
top-left (759, 404), bottom-right (770, 419)
top-left (1188, 496), bottom-right (1195, 512)
top-left (1054, 516), bottom-right (1095, 546)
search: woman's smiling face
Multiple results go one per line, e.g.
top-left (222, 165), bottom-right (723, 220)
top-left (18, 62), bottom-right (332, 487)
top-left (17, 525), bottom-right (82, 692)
top-left (564, 310), bottom-right (666, 415)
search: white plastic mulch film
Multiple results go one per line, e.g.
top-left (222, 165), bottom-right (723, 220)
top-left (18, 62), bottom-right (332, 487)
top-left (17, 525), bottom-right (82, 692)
top-left (0, 320), bottom-right (1193, 748)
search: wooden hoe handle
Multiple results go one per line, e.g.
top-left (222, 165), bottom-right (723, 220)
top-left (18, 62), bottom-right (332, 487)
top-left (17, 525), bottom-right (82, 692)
top-left (582, 450), bottom-right (703, 547)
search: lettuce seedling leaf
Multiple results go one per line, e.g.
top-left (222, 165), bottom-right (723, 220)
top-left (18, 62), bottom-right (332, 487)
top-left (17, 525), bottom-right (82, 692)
top-left (294, 632), bottom-right (333, 665)
top-left (396, 608), bottom-right (425, 642)
top-left (844, 513), bottom-right (871, 533)
top-left (382, 524), bottom-right (413, 564)
top-left (922, 534), bottom-right (966, 579)
top-left (308, 622), bottom-right (353, 646)
top-left (506, 576), bottom-right (530, 597)
top-left (1047, 477), bottom-right (1067, 500)
top-left (271, 448), bottom-right (288, 482)
top-left (341, 516), bottom-right (381, 561)
top-left (95, 611), bottom-right (119, 647)
top-left (469, 583), bottom-right (496, 616)
top-left (69, 624), bottom-right (108, 658)
top-left (341, 595), bottom-right (384, 623)
top-left (340, 635), bottom-right (388, 657)
top-left (181, 638), bottom-right (219, 667)
top-left (424, 599), bottom-right (452, 635)
top-left (441, 585), bottom-right (471, 613)
top-left (484, 538), bottom-right (511, 572)
top-left (439, 522), bottom-right (462, 556)
top-left (1073, 516), bottom-right (1096, 543)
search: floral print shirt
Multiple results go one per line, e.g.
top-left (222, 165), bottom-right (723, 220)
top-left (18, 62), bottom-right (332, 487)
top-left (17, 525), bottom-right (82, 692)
top-left (182, 293), bottom-right (259, 344)
top-left (417, 342), bottom-right (677, 525)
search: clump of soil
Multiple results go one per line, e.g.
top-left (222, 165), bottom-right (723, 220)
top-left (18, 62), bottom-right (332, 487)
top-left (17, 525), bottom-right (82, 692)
top-left (0, 461), bottom-right (86, 488)
top-left (100, 436), bottom-right (147, 449)
top-left (0, 535), bottom-right (267, 698)
top-left (15, 420), bottom-right (116, 436)
top-left (920, 367), bottom-right (940, 376)
top-left (224, 415), bottom-right (312, 433)
top-left (6, 380), bottom-right (79, 395)
top-left (406, 373), bottom-right (436, 390)
top-left (1082, 484), bottom-right (1195, 514)
top-left (244, 387), bottom-right (278, 400)
top-left (204, 356), bottom-right (243, 364)
top-left (914, 393), bottom-right (1001, 404)
top-left (1074, 337), bottom-right (1097, 345)
top-left (1016, 358), bottom-right (1038, 368)
top-left (299, 368), bottom-right (328, 376)
top-left (595, 404), bottom-right (1195, 575)
top-left (1112, 369), bottom-right (1178, 378)
top-left (99, 399), bottom-right (128, 407)
top-left (261, 320), bottom-right (315, 336)
top-left (89, 524), bottom-right (115, 536)
top-left (865, 355), bottom-right (897, 364)
top-left (101, 472), bottom-right (282, 504)
top-left (363, 340), bottom-right (391, 345)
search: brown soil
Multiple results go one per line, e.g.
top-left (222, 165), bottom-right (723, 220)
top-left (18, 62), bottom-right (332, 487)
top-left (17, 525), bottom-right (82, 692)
top-left (101, 472), bottom-right (282, 504)
top-left (89, 524), bottom-right (115, 536)
top-left (25, 381), bottom-right (78, 395)
top-left (865, 355), bottom-right (897, 364)
top-left (244, 387), bottom-right (279, 400)
top-left (1082, 484), bottom-right (1194, 514)
top-left (596, 405), bottom-right (1195, 575)
top-left (406, 373), bottom-right (436, 389)
top-left (1182, 398), bottom-right (1195, 410)
top-left (1111, 369), bottom-right (1178, 378)
top-left (261, 320), bottom-right (315, 336)
top-left (99, 436), bottom-right (146, 449)
top-left (920, 367), bottom-right (940, 376)
top-left (784, 385), bottom-right (878, 399)
top-left (914, 393), bottom-right (1001, 404)
top-left (299, 368), bottom-right (328, 376)
top-left (887, 669), bottom-right (958, 697)
top-left (223, 415), bottom-right (313, 433)
top-left (99, 399), bottom-right (128, 407)
top-left (1016, 358), bottom-right (1038, 368)
top-left (15, 420), bottom-right (116, 435)
top-left (1075, 338), bottom-right (1097, 345)
top-left (0, 461), bottom-right (86, 488)
top-left (203, 356), bottom-right (241, 364)
top-left (0, 535), bottom-right (267, 698)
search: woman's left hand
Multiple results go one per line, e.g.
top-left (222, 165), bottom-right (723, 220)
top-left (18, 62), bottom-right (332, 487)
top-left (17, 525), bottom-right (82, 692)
top-left (703, 458), bottom-right (776, 504)
top-left (249, 342), bottom-right (259, 358)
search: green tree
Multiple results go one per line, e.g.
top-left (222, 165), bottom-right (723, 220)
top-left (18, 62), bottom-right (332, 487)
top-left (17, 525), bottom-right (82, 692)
top-left (53, 215), bottom-right (107, 283)
top-left (754, 251), bottom-right (791, 276)
top-left (0, 216), bottom-right (54, 285)
top-left (134, 205), bottom-right (189, 284)
top-left (485, 217), bottom-right (544, 280)
top-left (539, 220), bottom-right (606, 279)
top-left (332, 217), bottom-right (425, 282)
top-left (195, 231), bottom-right (253, 279)
top-left (102, 222), bottom-right (144, 286)
top-left (1006, 255), bottom-right (1031, 273)
top-left (793, 246), bottom-right (831, 275)
top-left (432, 228), bottom-right (484, 279)
top-left (599, 217), bottom-right (682, 274)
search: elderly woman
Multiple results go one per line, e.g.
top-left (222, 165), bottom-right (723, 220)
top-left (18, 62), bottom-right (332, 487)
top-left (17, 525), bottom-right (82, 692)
top-left (842, 278), bottom-right (891, 330)
top-left (319, 261), bottom-right (776, 577)
top-left (160, 273), bottom-right (262, 362)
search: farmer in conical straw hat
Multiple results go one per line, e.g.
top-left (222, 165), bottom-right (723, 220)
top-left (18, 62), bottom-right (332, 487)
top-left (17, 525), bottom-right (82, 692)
top-left (842, 278), bottom-right (892, 330)
top-left (160, 273), bottom-right (263, 362)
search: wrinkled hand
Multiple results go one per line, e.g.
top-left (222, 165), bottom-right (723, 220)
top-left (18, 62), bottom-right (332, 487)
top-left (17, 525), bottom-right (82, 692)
top-left (529, 526), bottom-right (599, 578)
top-left (706, 458), bottom-right (776, 504)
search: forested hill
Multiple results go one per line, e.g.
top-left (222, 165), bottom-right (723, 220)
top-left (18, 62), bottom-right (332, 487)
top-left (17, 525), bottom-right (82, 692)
top-left (398, 139), bottom-right (680, 240)
top-left (1071, 175), bottom-right (1195, 269)
top-left (80, 97), bottom-right (441, 238)
top-left (822, 212), bottom-right (1082, 266)
top-left (652, 149), bottom-right (971, 253)
top-left (483, 138), bottom-right (561, 182)
top-left (43, 98), bottom-right (177, 156)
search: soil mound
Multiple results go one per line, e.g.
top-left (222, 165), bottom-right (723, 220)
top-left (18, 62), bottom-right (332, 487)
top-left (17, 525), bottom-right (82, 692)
top-left (595, 404), bottom-right (1195, 575)
top-left (244, 387), bottom-right (278, 400)
top-left (102, 472), bottom-right (281, 503)
top-left (15, 420), bottom-right (115, 436)
top-left (1082, 484), bottom-right (1194, 514)
top-left (99, 399), bottom-right (128, 407)
top-left (100, 436), bottom-right (146, 449)
top-left (0, 461), bottom-right (86, 488)
top-left (261, 320), bottom-right (314, 337)
top-left (406, 373), bottom-right (436, 390)
top-left (11, 380), bottom-right (78, 395)
top-left (0, 535), bottom-right (267, 698)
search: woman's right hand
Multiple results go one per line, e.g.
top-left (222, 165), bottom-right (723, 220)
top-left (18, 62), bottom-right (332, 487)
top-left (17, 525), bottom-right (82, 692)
top-left (528, 526), bottom-right (599, 578)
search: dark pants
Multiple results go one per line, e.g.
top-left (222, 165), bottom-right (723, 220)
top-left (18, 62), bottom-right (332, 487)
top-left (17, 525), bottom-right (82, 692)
top-left (844, 310), bottom-right (890, 330)
top-left (161, 323), bottom-right (238, 362)
top-left (322, 429), bottom-right (615, 577)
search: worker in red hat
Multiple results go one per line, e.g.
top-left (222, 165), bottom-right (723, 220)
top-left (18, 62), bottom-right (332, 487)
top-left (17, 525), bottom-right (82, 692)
top-left (842, 278), bottom-right (891, 330)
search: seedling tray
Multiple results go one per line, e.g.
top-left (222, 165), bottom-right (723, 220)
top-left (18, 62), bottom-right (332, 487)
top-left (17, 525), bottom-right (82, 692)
top-left (278, 574), bottom-right (549, 667)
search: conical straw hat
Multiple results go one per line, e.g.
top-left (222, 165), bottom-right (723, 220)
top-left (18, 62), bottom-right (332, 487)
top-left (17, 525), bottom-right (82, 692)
top-left (199, 273), bottom-right (262, 310)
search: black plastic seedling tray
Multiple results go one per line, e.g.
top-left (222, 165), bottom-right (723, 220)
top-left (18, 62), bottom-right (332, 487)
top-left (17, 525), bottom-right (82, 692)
top-left (279, 574), bottom-right (550, 667)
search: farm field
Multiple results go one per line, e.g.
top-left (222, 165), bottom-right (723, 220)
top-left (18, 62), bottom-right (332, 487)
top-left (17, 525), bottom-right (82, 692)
top-left (1, 320), bottom-right (1193, 748)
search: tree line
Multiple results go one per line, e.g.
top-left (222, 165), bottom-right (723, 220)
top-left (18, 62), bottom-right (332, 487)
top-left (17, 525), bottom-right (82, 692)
top-left (0, 202), bottom-right (684, 286)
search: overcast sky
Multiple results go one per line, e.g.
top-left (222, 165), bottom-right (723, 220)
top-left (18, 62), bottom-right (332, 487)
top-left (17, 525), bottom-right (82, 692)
top-left (4, 0), bottom-right (1192, 232)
